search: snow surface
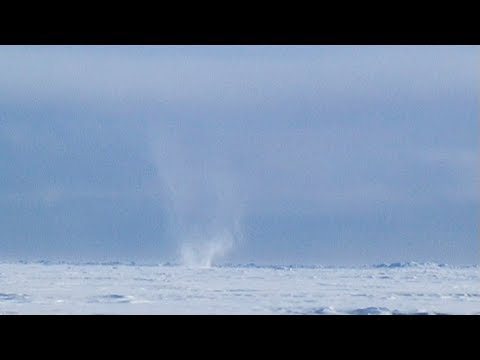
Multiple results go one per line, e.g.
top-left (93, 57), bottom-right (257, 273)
top-left (0, 262), bottom-right (479, 314)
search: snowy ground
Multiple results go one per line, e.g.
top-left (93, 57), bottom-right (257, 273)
top-left (0, 262), bottom-right (479, 314)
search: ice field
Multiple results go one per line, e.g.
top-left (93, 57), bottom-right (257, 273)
top-left (0, 261), bottom-right (479, 314)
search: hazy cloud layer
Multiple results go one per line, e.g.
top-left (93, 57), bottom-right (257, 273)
top-left (0, 46), bottom-right (478, 265)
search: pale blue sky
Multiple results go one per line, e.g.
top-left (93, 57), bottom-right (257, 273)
top-left (0, 45), bottom-right (478, 265)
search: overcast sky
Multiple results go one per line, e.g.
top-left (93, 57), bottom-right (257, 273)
top-left (0, 45), bottom-right (478, 265)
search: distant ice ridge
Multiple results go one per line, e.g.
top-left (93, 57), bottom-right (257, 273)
top-left (1, 260), bottom-right (477, 269)
top-left (371, 261), bottom-right (450, 269)
top-left (223, 262), bottom-right (470, 270)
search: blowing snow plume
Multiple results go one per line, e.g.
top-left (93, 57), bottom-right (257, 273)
top-left (151, 121), bottom-right (243, 267)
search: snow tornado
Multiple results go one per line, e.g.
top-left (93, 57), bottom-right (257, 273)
top-left (151, 121), bottom-right (243, 267)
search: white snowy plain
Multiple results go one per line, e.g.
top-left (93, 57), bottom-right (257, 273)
top-left (0, 262), bottom-right (479, 315)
